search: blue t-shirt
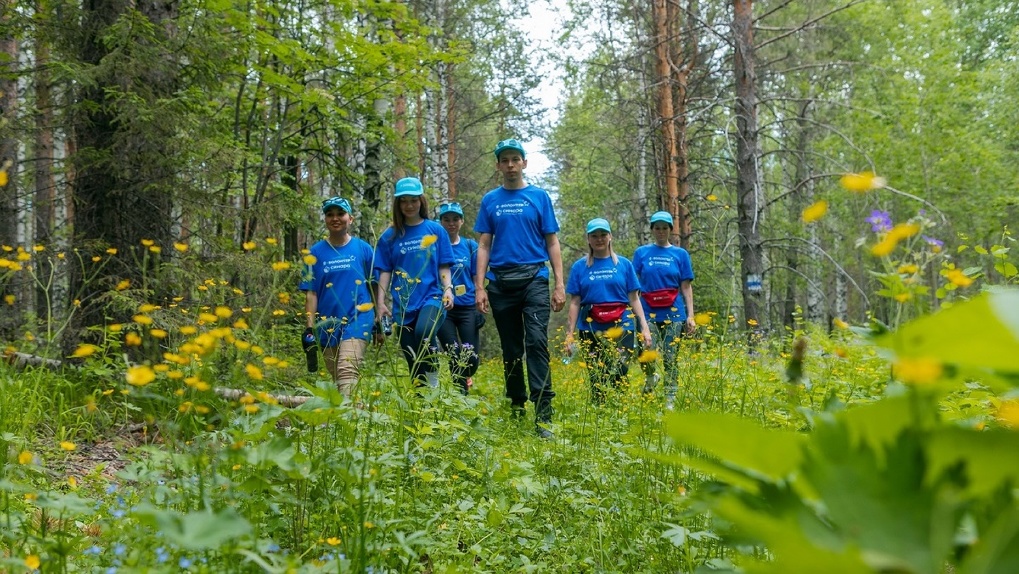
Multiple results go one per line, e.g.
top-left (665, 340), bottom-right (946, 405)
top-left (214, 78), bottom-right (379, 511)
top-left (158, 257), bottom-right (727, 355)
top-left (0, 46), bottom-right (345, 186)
top-left (449, 238), bottom-right (477, 307)
top-left (566, 255), bottom-right (641, 332)
top-left (632, 244), bottom-right (695, 323)
top-left (374, 219), bottom-right (455, 325)
top-left (298, 237), bottom-right (376, 345)
top-left (474, 185), bottom-right (559, 279)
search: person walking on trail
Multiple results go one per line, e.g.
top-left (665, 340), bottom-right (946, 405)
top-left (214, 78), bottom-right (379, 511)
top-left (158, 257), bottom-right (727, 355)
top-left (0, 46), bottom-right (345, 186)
top-left (632, 210), bottom-right (696, 410)
top-left (564, 218), bottom-right (653, 404)
top-left (435, 201), bottom-right (483, 395)
top-left (299, 196), bottom-right (378, 398)
top-left (474, 138), bottom-right (565, 439)
top-left (374, 177), bottom-right (456, 390)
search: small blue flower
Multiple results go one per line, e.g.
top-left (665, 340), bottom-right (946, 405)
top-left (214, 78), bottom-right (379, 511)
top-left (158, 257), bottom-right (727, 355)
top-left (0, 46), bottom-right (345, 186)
top-left (155, 547), bottom-right (169, 564)
top-left (178, 557), bottom-right (193, 569)
top-left (84, 545), bottom-right (103, 556)
top-left (113, 543), bottom-right (126, 556)
top-left (105, 483), bottom-right (118, 494)
top-left (266, 542), bottom-right (280, 553)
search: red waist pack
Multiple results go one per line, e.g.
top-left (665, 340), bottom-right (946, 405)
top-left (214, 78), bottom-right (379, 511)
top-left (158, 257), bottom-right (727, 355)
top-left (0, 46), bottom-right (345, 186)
top-left (641, 288), bottom-right (679, 309)
top-left (589, 302), bottom-right (628, 323)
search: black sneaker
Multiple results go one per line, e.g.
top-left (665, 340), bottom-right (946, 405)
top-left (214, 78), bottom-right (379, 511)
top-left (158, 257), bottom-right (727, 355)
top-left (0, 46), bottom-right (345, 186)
top-left (510, 403), bottom-right (526, 420)
top-left (535, 424), bottom-right (554, 439)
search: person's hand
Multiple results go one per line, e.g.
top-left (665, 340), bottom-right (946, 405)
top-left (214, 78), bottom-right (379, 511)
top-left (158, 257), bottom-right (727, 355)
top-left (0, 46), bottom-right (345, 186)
top-left (475, 289), bottom-right (489, 314)
top-left (564, 332), bottom-right (576, 356)
top-left (377, 302), bottom-right (391, 322)
top-left (442, 289), bottom-right (454, 310)
top-left (551, 284), bottom-right (566, 312)
top-left (640, 327), bottom-right (653, 348)
top-left (685, 316), bottom-right (697, 335)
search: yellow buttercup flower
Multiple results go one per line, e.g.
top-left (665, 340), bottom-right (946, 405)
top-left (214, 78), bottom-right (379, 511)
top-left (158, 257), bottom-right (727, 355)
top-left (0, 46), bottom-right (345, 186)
top-left (945, 268), bottom-right (974, 287)
top-left (71, 344), bottom-right (99, 358)
top-left (242, 241), bottom-right (256, 251)
top-left (897, 264), bottom-right (919, 274)
top-left (637, 349), bottom-right (660, 363)
top-left (694, 312), bottom-right (712, 326)
top-left (326, 537), bottom-right (341, 546)
top-left (839, 171), bottom-right (886, 192)
top-left (303, 254), bottom-right (317, 266)
top-left (4, 294), bottom-right (15, 305)
top-left (174, 242), bottom-right (188, 252)
top-left (603, 326), bottom-right (625, 340)
top-left (133, 314), bottom-right (153, 325)
top-left (125, 332), bottom-right (142, 346)
top-left (271, 261), bottom-right (291, 271)
top-left (997, 400), bottom-right (1019, 429)
top-left (420, 234), bottom-right (438, 249)
top-left (18, 451), bottom-right (33, 464)
top-left (801, 200), bottom-right (828, 223)
top-left (116, 279), bottom-right (131, 291)
top-left (141, 239), bottom-right (154, 246)
top-left (832, 318), bottom-right (849, 329)
top-left (892, 356), bottom-right (943, 385)
top-left (356, 302), bottom-right (374, 312)
top-left (59, 441), bottom-right (76, 451)
top-left (25, 555), bottom-right (40, 570)
top-left (214, 306), bottom-right (233, 319)
top-left (245, 364), bottom-right (264, 380)
top-left (126, 365), bottom-right (156, 386)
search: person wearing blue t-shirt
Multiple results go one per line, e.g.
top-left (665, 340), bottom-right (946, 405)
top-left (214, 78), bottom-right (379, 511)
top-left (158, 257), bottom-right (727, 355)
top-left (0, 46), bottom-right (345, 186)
top-left (565, 218), bottom-right (653, 403)
top-left (375, 177), bottom-right (456, 390)
top-left (299, 196), bottom-right (378, 398)
top-left (632, 211), bottom-right (696, 409)
top-left (435, 201), bottom-right (483, 395)
top-left (474, 138), bottom-right (565, 438)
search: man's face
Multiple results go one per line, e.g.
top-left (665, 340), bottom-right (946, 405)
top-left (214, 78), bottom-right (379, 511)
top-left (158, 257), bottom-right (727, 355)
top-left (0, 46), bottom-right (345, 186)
top-left (496, 151), bottom-right (527, 181)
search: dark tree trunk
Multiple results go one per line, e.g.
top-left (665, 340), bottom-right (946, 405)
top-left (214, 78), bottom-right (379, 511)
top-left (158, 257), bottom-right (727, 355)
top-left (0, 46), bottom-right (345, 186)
top-left (70, 0), bottom-right (180, 339)
top-left (732, 0), bottom-right (764, 331)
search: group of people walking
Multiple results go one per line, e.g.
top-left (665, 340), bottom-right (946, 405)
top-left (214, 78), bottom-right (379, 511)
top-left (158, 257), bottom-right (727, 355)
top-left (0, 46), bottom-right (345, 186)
top-left (298, 138), bottom-right (696, 438)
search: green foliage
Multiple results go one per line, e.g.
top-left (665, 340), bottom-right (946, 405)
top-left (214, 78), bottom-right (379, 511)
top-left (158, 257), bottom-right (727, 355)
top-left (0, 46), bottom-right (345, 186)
top-left (664, 289), bottom-right (1019, 573)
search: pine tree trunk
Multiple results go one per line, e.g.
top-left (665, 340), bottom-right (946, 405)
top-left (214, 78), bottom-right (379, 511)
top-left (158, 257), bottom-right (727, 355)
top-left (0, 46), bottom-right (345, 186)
top-left (732, 0), bottom-right (764, 331)
top-left (0, 9), bottom-right (17, 247)
top-left (652, 0), bottom-right (680, 245)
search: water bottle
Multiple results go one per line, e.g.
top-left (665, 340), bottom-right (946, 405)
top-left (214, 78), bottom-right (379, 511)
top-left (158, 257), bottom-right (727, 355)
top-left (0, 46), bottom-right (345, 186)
top-left (303, 330), bottom-right (318, 373)
top-left (562, 341), bottom-right (578, 364)
top-left (380, 315), bottom-right (393, 336)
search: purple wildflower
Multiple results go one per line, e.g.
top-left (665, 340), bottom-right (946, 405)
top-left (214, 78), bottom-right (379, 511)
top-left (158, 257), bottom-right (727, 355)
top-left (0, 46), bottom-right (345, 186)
top-left (865, 210), bottom-right (893, 233)
top-left (923, 235), bottom-right (944, 249)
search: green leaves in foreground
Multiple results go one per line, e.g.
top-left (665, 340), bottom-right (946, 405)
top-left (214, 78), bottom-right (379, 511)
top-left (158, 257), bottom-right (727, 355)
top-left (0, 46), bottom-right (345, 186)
top-left (664, 289), bottom-right (1019, 573)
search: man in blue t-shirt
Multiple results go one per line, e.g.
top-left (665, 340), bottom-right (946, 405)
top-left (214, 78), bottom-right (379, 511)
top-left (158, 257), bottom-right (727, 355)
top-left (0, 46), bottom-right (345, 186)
top-left (474, 138), bottom-right (565, 439)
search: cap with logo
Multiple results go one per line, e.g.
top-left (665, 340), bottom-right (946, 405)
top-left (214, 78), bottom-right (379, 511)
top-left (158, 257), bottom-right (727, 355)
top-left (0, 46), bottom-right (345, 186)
top-left (322, 196), bottom-right (352, 214)
top-left (394, 177), bottom-right (424, 197)
top-left (649, 211), bottom-right (674, 229)
top-left (438, 202), bottom-right (464, 217)
top-left (586, 218), bottom-right (612, 234)
top-left (493, 139), bottom-right (526, 159)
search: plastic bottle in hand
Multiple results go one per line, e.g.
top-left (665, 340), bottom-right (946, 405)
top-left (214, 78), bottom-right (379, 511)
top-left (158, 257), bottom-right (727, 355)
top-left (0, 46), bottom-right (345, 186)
top-left (562, 341), bottom-right (578, 364)
top-left (302, 328), bottom-right (318, 373)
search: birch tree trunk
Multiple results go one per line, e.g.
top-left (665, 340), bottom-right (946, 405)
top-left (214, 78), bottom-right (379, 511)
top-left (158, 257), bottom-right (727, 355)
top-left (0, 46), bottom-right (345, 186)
top-left (732, 0), bottom-right (765, 331)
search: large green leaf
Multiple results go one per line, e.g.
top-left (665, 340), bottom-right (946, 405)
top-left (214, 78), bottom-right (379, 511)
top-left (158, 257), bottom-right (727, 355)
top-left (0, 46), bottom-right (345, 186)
top-left (875, 289), bottom-right (1019, 373)
top-left (958, 503), bottom-right (1019, 574)
top-left (665, 412), bottom-right (806, 481)
top-left (134, 506), bottom-right (252, 551)
top-left (926, 428), bottom-right (1019, 498)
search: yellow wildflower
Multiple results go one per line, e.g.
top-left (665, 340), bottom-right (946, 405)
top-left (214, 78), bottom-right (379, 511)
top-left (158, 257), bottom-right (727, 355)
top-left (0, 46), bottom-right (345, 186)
top-left (266, 237), bottom-right (278, 245)
top-left (604, 326), bottom-right (625, 340)
top-left (125, 332), bottom-right (142, 346)
top-left (233, 318), bottom-right (249, 329)
top-left (897, 264), bottom-right (919, 275)
top-left (420, 234), bottom-right (438, 249)
top-left (126, 365), bottom-right (156, 387)
top-left (25, 555), bottom-right (40, 570)
top-left (174, 242), bottom-right (188, 252)
top-left (638, 349), bottom-right (660, 363)
top-left (180, 325), bottom-right (197, 335)
top-left (106, 248), bottom-right (117, 255)
top-left (214, 306), bottom-right (233, 319)
top-left (141, 239), bottom-right (154, 246)
top-left (18, 451), bottom-right (33, 464)
top-left (832, 318), bottom-right (849, 329)
top-left (693, 312), bottom-right (712, 326)
top-left (71, 344), bottom-right (99, 358)
top-left (245, 364), bottom-right (264, 380)
top-left (356, 302), bottom-right (374, 312)
top-left (271, 261), bottom-right (291, 271)
top-left (149, 245), bottom-right (161, 254)
top-left (303, 254), bottom-right (317, 266)
top-left (59, 441), bottom-right (76, 451)
top-left (244, 404), bottom-right (259, 414)
top-left (115, 279), bottom-right (130, 291)
top-left (945, 268), bottom-right (974, 287)
top-left (893, 292), bottom-right (912, 302)
top-left (892, 356), bottom-right (943, 385)
top-left (133, 314), bottom-right (153, 325)
top-left (242, 241), bottom-right (256, 251)
top-left (801, 200), bottom-right (828, 223)
top-left (997, 400), bottom-right (1019, 429)
top-left (4, 294), bottom-right (15, 305)
top-left (839, 171), bottom-right (886, 192)
top-left (326, 537), bottom-right (341, 546)
top-left (150, 329), bottom-right (168, 339)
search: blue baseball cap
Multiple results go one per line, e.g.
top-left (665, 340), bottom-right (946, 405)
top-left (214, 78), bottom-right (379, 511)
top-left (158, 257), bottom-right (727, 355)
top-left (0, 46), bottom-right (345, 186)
top-left (394, 177), bottom-right (424, 197)
top-left (586, 218), bottom-right (612, 234)
top-left (322, 196), bottom-right (352, 214)
top-left (494, 139), bottom-right (526, 159)
top-left (650, 211), bottom-right (674, 228)
top-left (438, 202), bottom-right (464, 217)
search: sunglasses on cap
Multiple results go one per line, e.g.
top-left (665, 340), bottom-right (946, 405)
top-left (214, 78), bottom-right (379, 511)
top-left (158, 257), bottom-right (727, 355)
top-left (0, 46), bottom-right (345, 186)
top-left (438, 202), bottom-right (464, 217)
top-left (321, 196), bottom-right (352, 213)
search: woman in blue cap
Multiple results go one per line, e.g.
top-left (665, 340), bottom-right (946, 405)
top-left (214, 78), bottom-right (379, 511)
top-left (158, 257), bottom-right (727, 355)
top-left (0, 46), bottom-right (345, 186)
top-left (299, 196), bottom-right (378, 398)
top-left (564, 218), bottom-right (652, 403)
top-left (436, 200), bottom-right (482, 395)
top-left (632, 210), bottom-right (696, 409)
top-left (374, 177), bottom-right (456, 389)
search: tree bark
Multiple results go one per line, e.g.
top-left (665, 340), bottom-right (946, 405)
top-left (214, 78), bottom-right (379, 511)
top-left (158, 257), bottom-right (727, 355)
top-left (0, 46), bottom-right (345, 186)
top-left (0, 5), bottom-right (17, 247)
top-left (732, 0), bottom-right (764, 332)
top-left (71, 0), bottom-right (180, 339)
top-left (652, 0), bottom-right (680, 245)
